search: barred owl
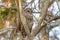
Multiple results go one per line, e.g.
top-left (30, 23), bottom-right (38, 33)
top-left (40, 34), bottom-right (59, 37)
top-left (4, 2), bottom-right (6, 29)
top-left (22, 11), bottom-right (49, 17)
top-left (23, 8), bottom-right (33, 32)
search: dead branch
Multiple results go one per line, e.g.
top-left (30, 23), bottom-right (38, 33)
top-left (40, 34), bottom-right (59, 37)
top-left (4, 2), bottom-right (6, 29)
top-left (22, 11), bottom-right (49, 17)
top-left (23, 0), bottom-right (34, 9)
top-left (31, 0), bottom-right (50, 38)
top-left (37, 16), bottom-right (60, 34)
top-left (48, 16), bottom-right (60, 22)
top-left (30, 0), bottom-right (56, 39)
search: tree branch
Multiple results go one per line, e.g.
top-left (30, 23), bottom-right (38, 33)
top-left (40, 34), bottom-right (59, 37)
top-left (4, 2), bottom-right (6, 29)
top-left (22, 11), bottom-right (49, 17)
top-left (18, 0), bottom-right (33, 40)
top-left (31, 0), bottom-right (50, 38)
top-left (49, 16), bottom-right (60, 22)
top-left (30, 0), bottom-right (56, 39)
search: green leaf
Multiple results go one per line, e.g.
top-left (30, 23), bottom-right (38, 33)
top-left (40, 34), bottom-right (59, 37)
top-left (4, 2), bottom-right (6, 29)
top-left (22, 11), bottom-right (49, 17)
top-left (0, 9), bottom-right (2, 13)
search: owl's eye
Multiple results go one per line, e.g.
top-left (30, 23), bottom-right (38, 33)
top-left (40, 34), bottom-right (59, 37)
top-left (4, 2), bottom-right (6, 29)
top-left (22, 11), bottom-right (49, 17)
top-left (27, 10), bottom-right (30, 12)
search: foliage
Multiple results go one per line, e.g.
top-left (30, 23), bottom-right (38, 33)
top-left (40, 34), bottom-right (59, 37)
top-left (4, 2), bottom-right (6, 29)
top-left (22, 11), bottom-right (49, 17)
top-left (0, 4), bottom-right (17, 28)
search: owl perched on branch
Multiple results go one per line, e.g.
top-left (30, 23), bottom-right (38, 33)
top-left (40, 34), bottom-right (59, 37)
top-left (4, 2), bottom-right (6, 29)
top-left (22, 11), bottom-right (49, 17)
top-left (23, 8), bottom-right (33, 32)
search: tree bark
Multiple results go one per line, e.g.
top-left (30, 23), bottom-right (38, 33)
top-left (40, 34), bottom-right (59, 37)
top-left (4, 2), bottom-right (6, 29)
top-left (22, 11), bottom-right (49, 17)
top-left (18, 0), bottom-right (33, 40)
top-left (31, 0), bottom-right (50, 38)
